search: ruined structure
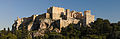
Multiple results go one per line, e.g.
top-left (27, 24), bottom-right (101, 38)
top-left (12, 6), bottom-right (94, 33)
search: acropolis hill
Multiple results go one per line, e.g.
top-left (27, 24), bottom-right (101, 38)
top-left (12, 6), bottom-right (94, 32)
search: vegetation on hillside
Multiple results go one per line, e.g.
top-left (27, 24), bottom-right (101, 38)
top-left (0, 18), bottom-right (120, 39)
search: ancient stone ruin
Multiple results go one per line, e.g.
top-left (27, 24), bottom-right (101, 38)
top-left (12, 6), bottom-right (94, 33)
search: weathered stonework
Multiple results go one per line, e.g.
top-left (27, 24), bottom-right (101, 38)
top-left (83, 10), bottom-right (95, 26)
top-left (12, 6), bottom-right (95, 33)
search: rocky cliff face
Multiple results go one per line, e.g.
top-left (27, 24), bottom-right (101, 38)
top-left (12, 6), bottom-right (95, 37)
top-left (12, 14), bottom-right (81, 32)
top-left (12, 15), bottom-right (52, 31)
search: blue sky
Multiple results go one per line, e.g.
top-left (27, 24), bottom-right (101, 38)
top-left (0, 0), bottom-right (120, 30)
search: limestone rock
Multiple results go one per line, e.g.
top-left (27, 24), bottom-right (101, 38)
top-left (12, 6), bottom-right (95, 33)
top-left (39, 22), bottom-right (47, 30)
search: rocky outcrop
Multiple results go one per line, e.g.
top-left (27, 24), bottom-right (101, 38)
top-left (39, 22), bottom-right (47, 30)
top-left (12, 6), bottom-right (95, 37)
